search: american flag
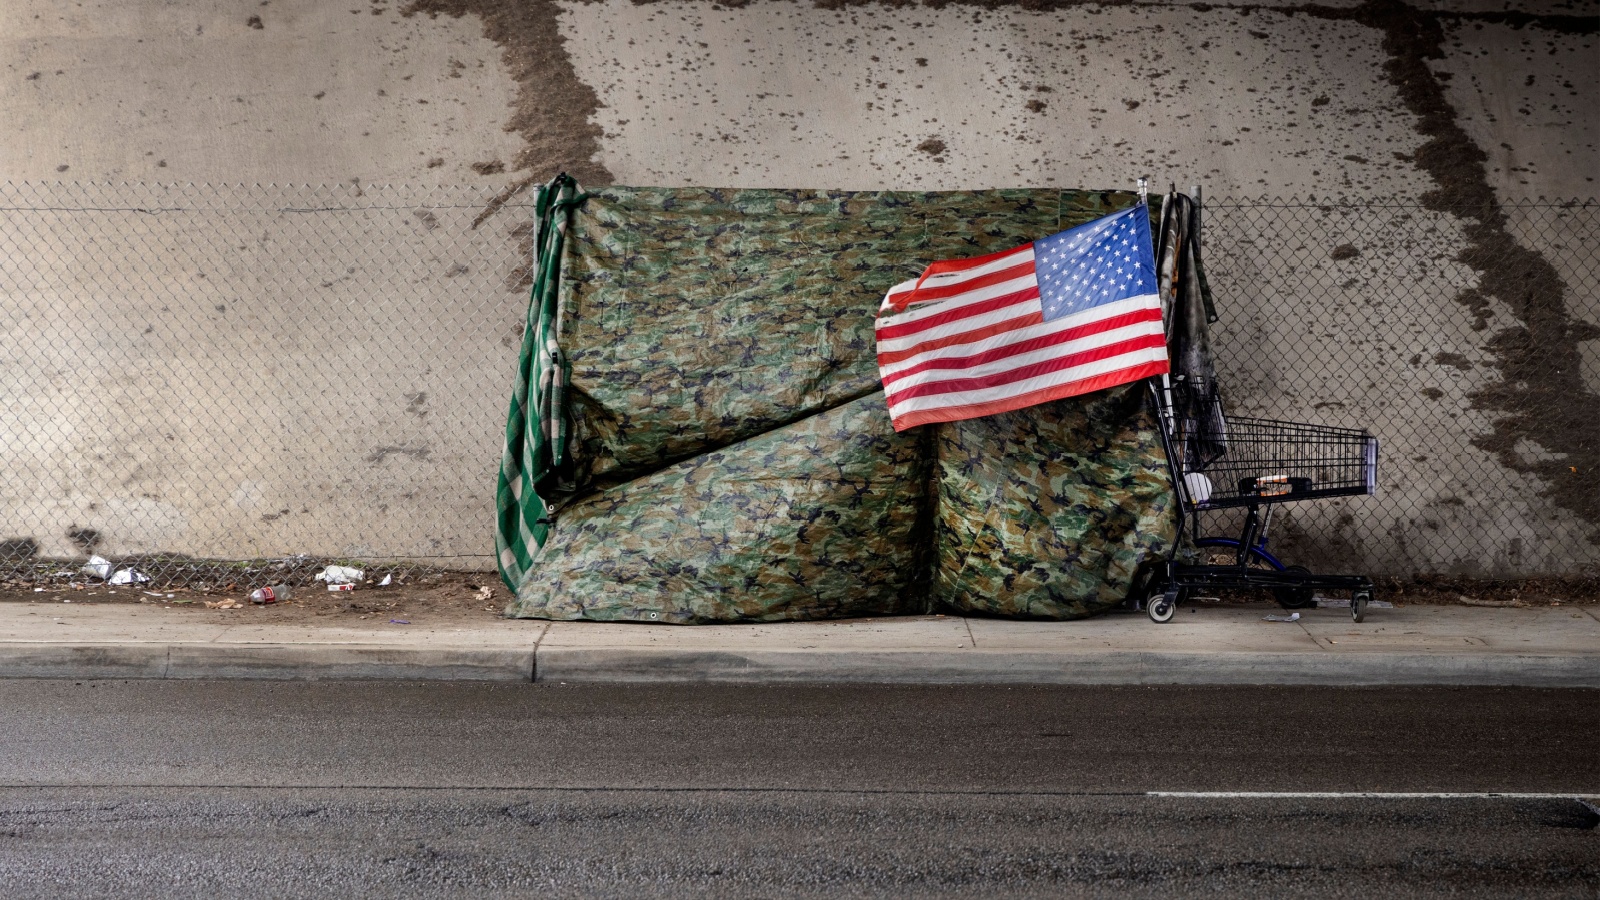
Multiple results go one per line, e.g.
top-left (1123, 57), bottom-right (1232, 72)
top-left (875, 204), bottom-right (1170, 431)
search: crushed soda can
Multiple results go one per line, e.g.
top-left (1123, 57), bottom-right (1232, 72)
top-left (327, 583), bottom-right (355, 592)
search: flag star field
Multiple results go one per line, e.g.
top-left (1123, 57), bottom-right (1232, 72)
top-left (1034, 207), bottom-right (1158, 322)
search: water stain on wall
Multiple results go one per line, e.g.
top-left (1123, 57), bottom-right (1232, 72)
top-left (1307, 0), bottom-right (1600, 544)
top-left (437, 0), bottom-right (1598, 544)
top-left (401, 0), bottom-right (612, 185)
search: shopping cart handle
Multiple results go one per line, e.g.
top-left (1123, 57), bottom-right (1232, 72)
top-left (1238, 475), bottom-right (1313, 497)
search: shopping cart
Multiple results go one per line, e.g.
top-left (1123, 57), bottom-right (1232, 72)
top-left (1142, 377), bottom-right (1380, 624)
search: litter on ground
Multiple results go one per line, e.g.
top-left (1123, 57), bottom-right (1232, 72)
top-left (315, 566), bottom-right (365, 585)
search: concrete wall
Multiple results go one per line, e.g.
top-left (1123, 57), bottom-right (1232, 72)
top-left (1, 0), bottom-right (532, 563)
top-left (2, 0), bottom-right (1596, 576)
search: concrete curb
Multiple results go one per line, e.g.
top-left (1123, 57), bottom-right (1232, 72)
top-left (2, 643), bottom-right (1596, 687)
top-left (4, 604), bottom-right (1596, 685)
top-left (0, 643), bottom-right (535, 682)
top-left (0, 644), bottom-right (170, 681)
top-left (535, 648), bottom-right (1600, 687)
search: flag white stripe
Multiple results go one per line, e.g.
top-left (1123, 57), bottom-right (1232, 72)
top-left (878, 295), bottom-right (1158, 376)
top-left (887, 345), bottom-right (1170, 417)
top-left (883, 318), bottom-right (1166, 395)
top-left (877, 271), bottom-right (1041, 328)
top-left (882, 245), bottom-right (1035, 303)
top-left (876, 296), bottom-right (1043, 355)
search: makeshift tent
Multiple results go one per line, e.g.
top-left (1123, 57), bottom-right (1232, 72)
top-left (499, 179), bottom-right (1199, 623)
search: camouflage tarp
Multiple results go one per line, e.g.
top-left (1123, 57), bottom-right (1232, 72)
top-left (933, 385), bottom-right (1177, 619)
top-left (501, 182), bottom-right (1178, 623)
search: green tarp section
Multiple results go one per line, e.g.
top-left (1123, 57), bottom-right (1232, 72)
top-left (499, 180), bottom-right (1178, 623)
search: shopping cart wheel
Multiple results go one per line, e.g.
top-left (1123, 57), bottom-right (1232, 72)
top-left (1147, 588), bottom-right (1180, 624)
top-left (1272, 565), bottom-right (1317, 609)
top-left (1351, 590), bottom-right (1370, 623)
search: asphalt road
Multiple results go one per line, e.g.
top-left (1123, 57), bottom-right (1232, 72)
top-left (1, 682), bottom-right (1595, 897)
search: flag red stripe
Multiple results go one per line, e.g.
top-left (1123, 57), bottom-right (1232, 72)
top-left (875, 285), bottom-right (1040, 341)
top-left (889, 361), bottom-right (1170, 431)
top-left (884, 259), bottom-right (1037, 307)
top-left (875, 311), bottom-right (1045, 366)
top-left (886, 333), bottom-right (1170, 404)
top-left (878, 307), bottom-right (1165, 384)
top-left (915, 242), bottom-right (1032, 277)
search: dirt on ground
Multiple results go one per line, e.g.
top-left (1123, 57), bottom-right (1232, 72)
top-left (1182, 573), bottom-right (1598, 609)
top-left (1, 570), bottom-right (1593, 625)
top-left (0, 571), bottom-right (511, 626)
top-left (1372, 574), bottom-right (1599, 607)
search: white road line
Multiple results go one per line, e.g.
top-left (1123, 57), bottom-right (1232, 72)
top-left (1148, 792), bottom-right (1598, 799)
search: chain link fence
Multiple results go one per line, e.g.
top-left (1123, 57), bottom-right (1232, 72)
top-left (1, 184), bottom-right (1596, 590)
top-left (1199, 198), bottom-right (1599, 582)
top-left (0, 182), bottom-right (536, 591)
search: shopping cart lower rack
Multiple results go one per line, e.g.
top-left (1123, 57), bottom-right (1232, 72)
top-left (1143, 383), bottom-right (1381, 624)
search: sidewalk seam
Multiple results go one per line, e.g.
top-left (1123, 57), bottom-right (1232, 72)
top-left (1293, 614), bottom-right (1326, 650)
top-left (963, 618), bottom-right (977, 648)
top-left (529, 620), bottom-right (551, 682)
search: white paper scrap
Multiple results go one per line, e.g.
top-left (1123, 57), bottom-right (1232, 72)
top-left (108, 568), bottom-right (150, 585)
top-left (80, 555), bottom-right (113, 580)
top-left (314, 565), bottom-right (365, 584)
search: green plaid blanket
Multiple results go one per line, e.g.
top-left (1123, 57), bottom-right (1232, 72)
top-left (494, 175), bottom-right (586, 590)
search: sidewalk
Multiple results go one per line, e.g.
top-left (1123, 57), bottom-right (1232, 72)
top-left (0, 601), bottom-right (1596, 686)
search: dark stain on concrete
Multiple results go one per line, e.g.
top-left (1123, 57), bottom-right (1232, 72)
top-left (504, 220), bottom-right (535, 292)
top-left (0, 538), bottom-right (39, 561)
top-left (400, 0), bottom-right (611, 186)
top-left (1454, 287), bottom-right (1493, 332)
top-left (67, 527), bottom-right (101, 553)
top-left (1297, 0), bottom-right (1600, 543)
top-left (367, 446), bottom-right (433, 464)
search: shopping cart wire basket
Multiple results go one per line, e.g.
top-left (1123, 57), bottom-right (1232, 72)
top-left (1143, 377), bottom-right (1381, 624)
